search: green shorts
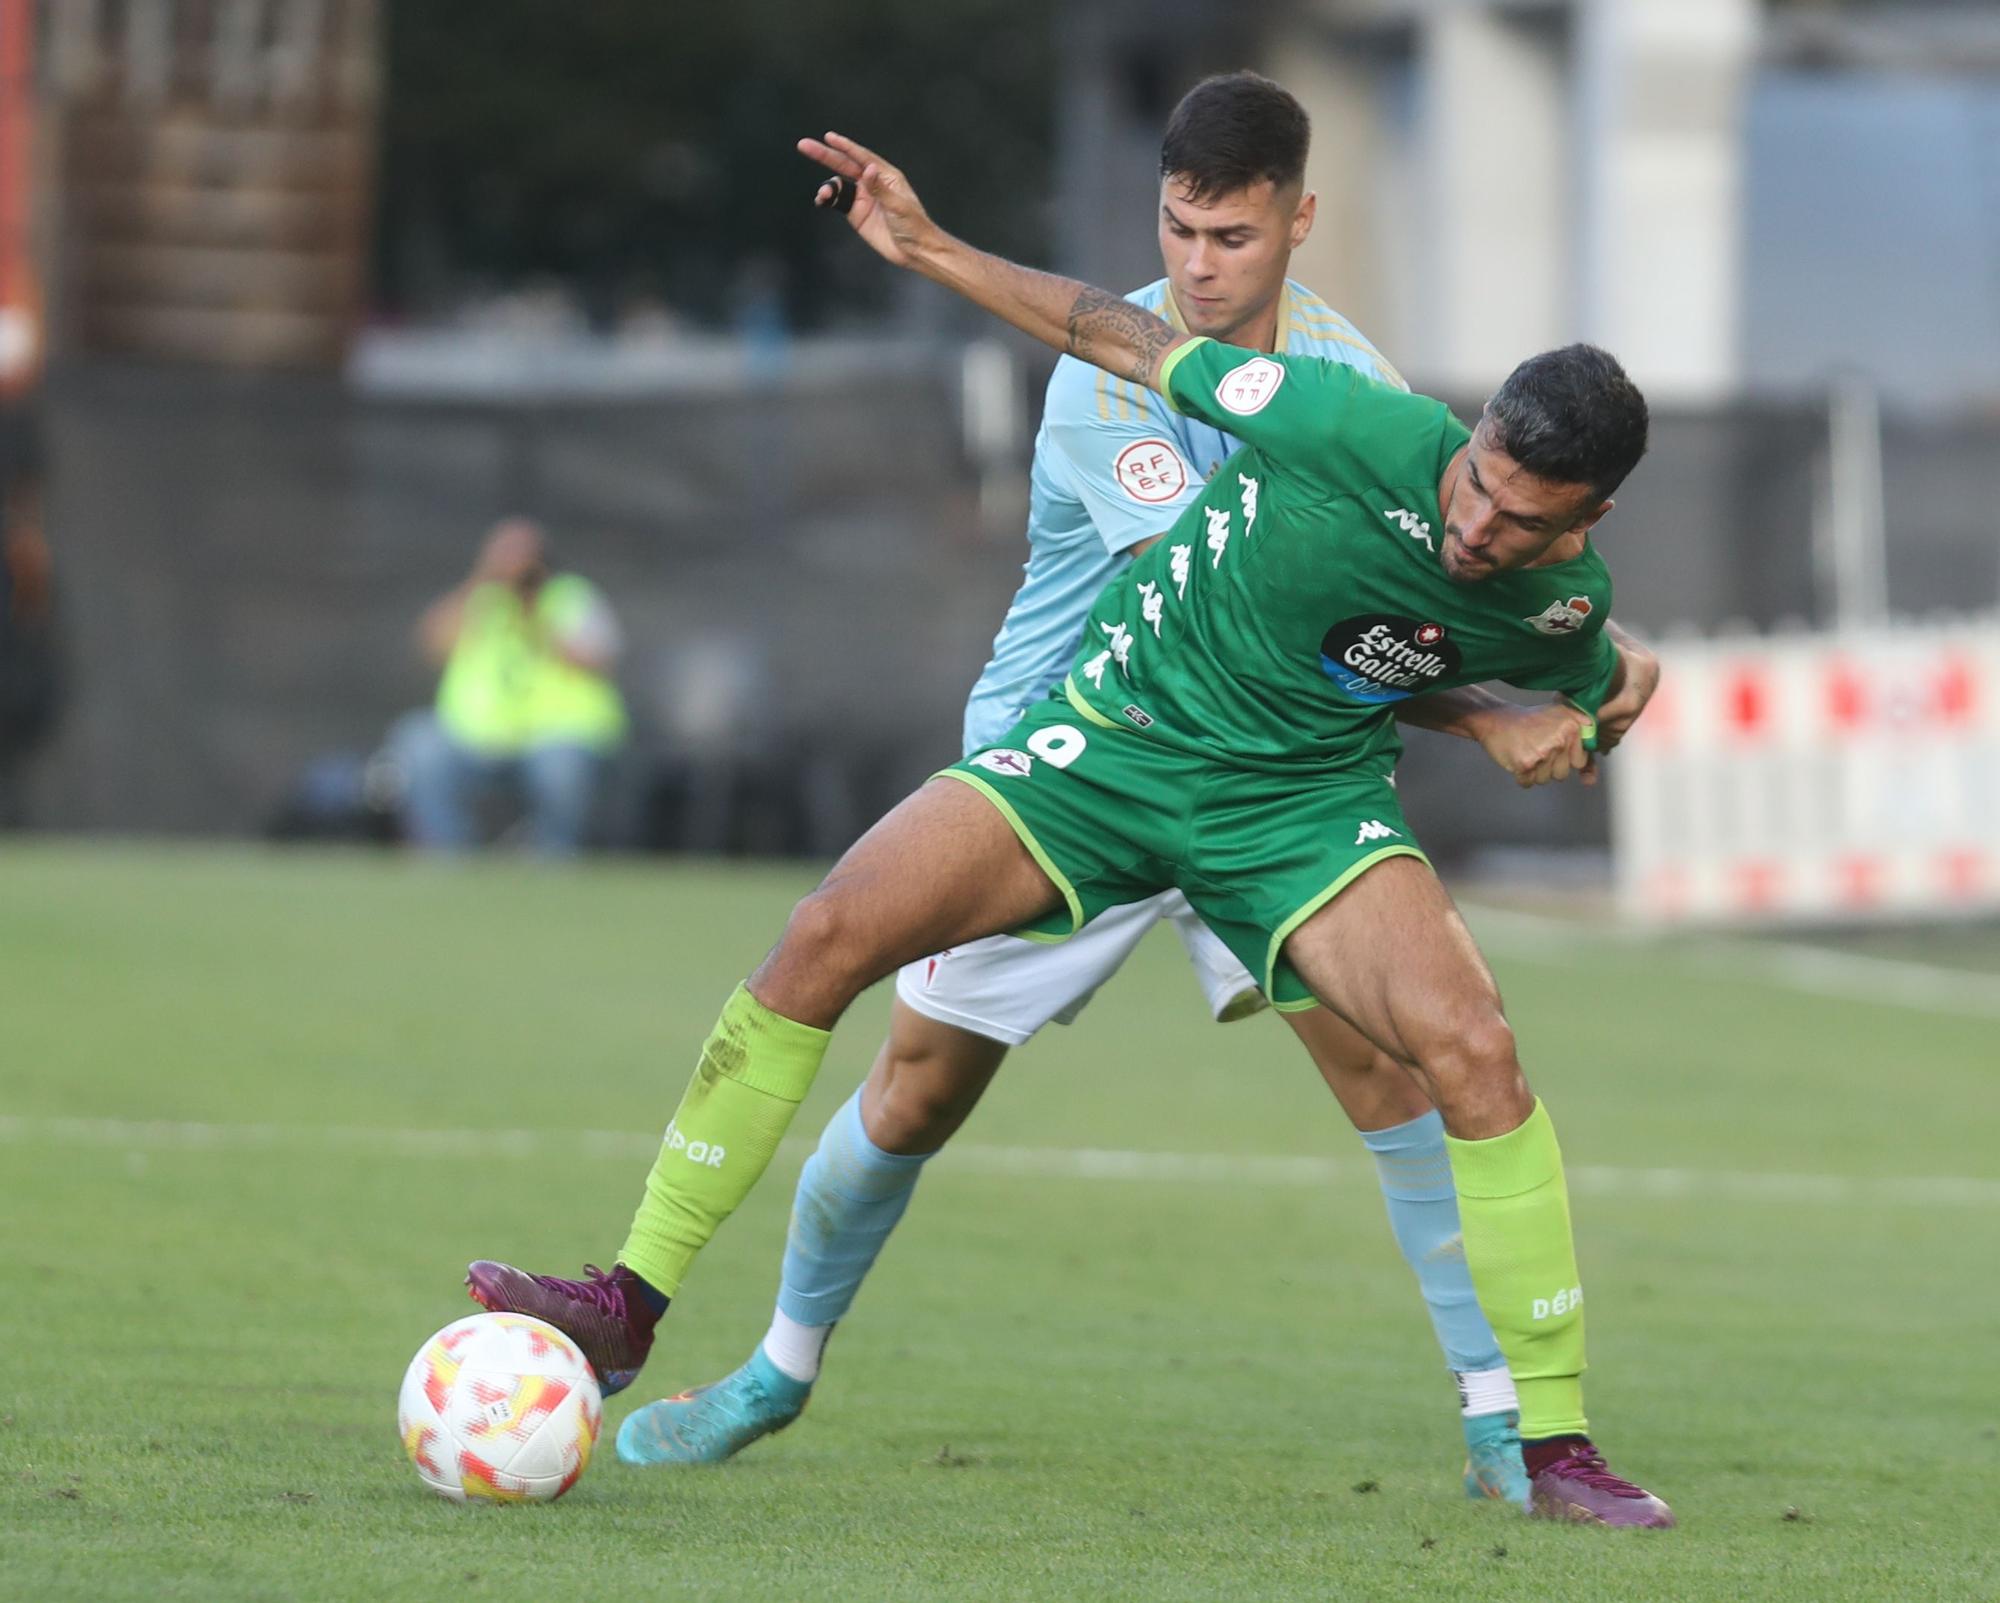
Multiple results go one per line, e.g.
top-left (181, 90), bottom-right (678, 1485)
top-left (941, 687), bottom-right (1429, 1011)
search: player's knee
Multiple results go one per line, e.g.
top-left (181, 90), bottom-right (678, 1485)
top-left (867, 1068), bottom-right (968, 1151)
top-left (1419, 1011), bottom-right (1536, 1136)
top-left (779, 889), bottom-right (875, 981)
top-left (1420, 1009), bottom-right (1519, 1097)
top-left (864, 1018), bottom-right (1001, 1152)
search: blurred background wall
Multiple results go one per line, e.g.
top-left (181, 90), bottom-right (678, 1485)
top-left (4, 0), bottom-right (1996, 879)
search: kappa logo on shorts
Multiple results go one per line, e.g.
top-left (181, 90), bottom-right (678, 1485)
top-left (1113, 438), bottom-right (1190, 505)
top-left (1524, 595), bottom-right (1595, 636)
top-left (1214, 356), bottom-right (1285, 415)
top-left (969, 748), bottom-right (1034, 777)
top-left (923, 950), bottom-right (954, 987)
top-left (1355, 819), bottom-right (1401, 845)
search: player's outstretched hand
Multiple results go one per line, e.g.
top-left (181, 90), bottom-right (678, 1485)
top-left (1477, 701), bottom-right (1599, 789)
top-left (798, 132), bottom-right (938, 270)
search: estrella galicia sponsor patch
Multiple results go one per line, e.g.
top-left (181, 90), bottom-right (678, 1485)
top-left (968, 749), bottom-right (1034, 777)
top-left (1319, 615), bottom-right (1462, 703)
top-left (1523, 595), bottom-right (1595, 636)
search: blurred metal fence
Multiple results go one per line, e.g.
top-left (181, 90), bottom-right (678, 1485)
top-left (20, 354), bottom-right (2000, 864)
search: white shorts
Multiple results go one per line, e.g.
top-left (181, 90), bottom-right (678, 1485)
top-left (894, 889), bottom-right (1265, 1047)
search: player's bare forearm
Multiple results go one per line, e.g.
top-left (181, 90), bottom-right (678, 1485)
top-left (1394, 684), bottom-right (1512, 742)
top-left (1595, 621), bottom-right (1659, 751)
top-left (915, 235), bottom-right (1184, 390)
top-left (799, 130), bottom-right (1185, 390)
top-left (1407, 692), bottom-right (1598, 788)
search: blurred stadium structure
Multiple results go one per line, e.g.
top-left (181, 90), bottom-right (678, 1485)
top-left (2, 0), bottom-right (1996, 922)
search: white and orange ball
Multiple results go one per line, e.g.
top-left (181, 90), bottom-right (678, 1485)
top-left (397, 1312), bottom-right (602, 1503)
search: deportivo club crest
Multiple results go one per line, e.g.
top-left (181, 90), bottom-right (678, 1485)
top-left (1524, 596), bottom-right (1595, 636)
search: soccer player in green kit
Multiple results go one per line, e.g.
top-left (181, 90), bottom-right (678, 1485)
top-left (472, 132), bottom-right (1672, 1525)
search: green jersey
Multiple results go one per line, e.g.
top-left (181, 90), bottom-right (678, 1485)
top-left (1061, 337), bottom-right (1622, 774)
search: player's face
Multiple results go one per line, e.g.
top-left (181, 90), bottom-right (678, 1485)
top-left (1157, 176), bottom-right (1313, 344)
top-left (1439, 422), bottom-right (1611, 583)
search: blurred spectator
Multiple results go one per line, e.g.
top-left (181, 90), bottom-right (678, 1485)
top-left (0, 387), bottom-right (57, 828)
top-left (392, 517), bottom-right (627, 856)
top-left (731, 254), bottom-right (791, 376)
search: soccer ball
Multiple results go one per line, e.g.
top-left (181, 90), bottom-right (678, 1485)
top-left (397, 1312), bottom-right (603, 1503)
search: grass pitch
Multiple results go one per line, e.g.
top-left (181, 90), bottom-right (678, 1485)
top-left (2, 843), bottom-right (1995, 1601)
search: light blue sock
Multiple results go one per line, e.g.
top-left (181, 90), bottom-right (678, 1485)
top-left (1361, 1109), bottom-right (1508, 1378)
top-left (774, 1089), bottom-right (931, 1329)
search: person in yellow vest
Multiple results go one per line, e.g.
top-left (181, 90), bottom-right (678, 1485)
top-left (397, 517), bottom-right (626, 855)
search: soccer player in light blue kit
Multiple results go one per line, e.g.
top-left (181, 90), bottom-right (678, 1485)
top-left (545, 75), bottom-right (1653, 1498)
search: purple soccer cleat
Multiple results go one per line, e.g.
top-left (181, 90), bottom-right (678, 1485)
top-left (465, 1260), bottom-right (658, 1397)
top-left (1524, 1437), bottom-right (1675, 1528)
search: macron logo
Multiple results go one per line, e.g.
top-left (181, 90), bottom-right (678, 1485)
top-left (1384, 508), bottom-right (1435, 553)
top-left (1355, 820), bottom-right (1401, 845)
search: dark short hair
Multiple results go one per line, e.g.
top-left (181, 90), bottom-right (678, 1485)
top-left (1485, 344), bottom-right (1650, 500)
top-left (1159, 72), bottom-right (1310, 204)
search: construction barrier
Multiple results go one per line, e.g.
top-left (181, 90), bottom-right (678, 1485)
top-left (1612, 619), bottom-right (2000, 925)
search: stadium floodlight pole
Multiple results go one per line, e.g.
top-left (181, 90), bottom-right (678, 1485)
top-left (800, 132), bottom-right (1188, 394)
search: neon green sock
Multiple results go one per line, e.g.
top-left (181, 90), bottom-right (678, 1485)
top-left (618, 985), bottom-right (830, 1297)
top-left (1445, 1099), bottom-right (1588, 1439)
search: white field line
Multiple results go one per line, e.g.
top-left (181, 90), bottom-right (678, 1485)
top-left (1462, 904), bottom-right (2000, 1020)
top-left (2, 1115), bottom-right (1995, 1207)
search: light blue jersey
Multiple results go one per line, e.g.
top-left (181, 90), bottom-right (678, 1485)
top-left (961, 278), bottom-right (1405, 753)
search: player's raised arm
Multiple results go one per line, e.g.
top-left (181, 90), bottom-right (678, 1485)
top-left (799, 132), bottom-right (1188, 391)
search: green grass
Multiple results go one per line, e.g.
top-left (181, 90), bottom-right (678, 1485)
top-left (2, 843), bottom-right (1995, 1601)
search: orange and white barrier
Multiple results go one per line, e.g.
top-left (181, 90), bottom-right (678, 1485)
top-left (1611, 621), bottom-right (2000, 924)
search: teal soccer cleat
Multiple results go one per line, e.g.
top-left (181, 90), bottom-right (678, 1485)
top-left (1462, 1409), bottom-right (1531, 1507)
top-left (616, 1347), bottom-right (813, 1466)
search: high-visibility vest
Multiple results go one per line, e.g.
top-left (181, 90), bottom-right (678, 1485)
top-left (435, 575), bottom-right (626, 755)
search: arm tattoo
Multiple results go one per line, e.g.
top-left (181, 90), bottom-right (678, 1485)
top-left (1065, 286), bottom-right (1179, 386)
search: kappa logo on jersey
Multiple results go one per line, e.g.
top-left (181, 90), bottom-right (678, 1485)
top-left (1524, 595), bottom-right (1595, 636)
top-left (1113, 438), bottom-right (1190, 505)
top-left (1319, 614), bottom-right (1464, 704)
top-left (1204, 505), bottom-right (1231, 567)
top-left (1081, 618), bottom-right (1135, 688)
top-left (1136, 579), bottom-right (1164, 637)
top-left (1355, 819), bottom-right (1402, 845)
top-left (969, 749), bottom-right (1034, 777)
top-left (1384, 507), bottom-right (1435, 553)
top-left (1214, 356), bottom-right (1285, 416)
